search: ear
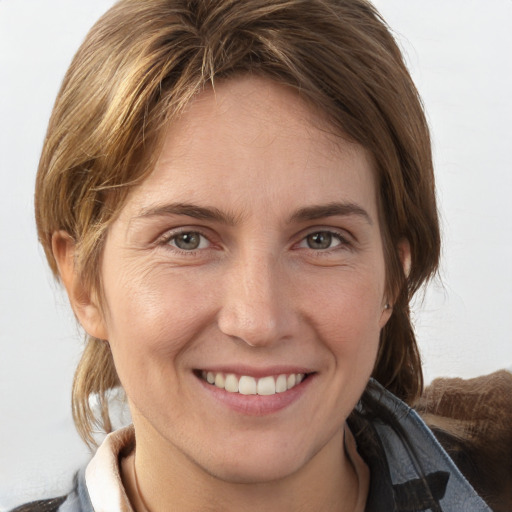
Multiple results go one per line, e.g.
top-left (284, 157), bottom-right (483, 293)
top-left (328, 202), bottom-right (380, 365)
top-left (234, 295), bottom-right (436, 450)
top-left (379, 238), bottom-right (411, 328)
top-left (398, 238), bottom-right (411, 279)
top-left (52, 231), bottom-right (108, 340)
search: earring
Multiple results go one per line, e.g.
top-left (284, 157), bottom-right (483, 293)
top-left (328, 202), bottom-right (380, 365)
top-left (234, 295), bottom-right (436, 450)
top-left (384, 303), bottom-right (391, 310)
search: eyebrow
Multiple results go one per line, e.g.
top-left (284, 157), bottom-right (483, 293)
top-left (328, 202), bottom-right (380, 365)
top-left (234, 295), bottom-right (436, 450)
top-left (136, 202), bottom-right (240, 225)
top-left (135, 201), bottom-right (372, 226)
top-left (289, 202), bottom-right (373, 225)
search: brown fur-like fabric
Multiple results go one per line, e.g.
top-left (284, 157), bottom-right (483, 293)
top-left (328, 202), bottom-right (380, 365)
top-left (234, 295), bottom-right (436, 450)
top-left (415, 370), bottom-right (512, 512)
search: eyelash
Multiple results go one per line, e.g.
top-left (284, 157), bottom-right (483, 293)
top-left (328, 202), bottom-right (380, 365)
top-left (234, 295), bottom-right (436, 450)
top-left (158, 229), bottom-right (212, 254)
top-left (157, 228), bottom-right (352, 255)
top-left (296, 230), bottom-right (351, 252)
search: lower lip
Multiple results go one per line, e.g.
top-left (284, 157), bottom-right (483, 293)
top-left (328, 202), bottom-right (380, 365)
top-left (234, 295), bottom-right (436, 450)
top-left (195, 374), bottom-right (314, 416)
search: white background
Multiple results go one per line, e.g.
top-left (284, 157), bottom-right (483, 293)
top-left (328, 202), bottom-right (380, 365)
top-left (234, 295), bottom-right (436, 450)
top-left (1, 1), bottom-right (511, 509)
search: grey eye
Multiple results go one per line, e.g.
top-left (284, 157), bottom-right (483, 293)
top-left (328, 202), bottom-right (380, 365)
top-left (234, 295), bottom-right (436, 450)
top-left (173, 232), bottom-right (202, 250)
top-left (306, 232), bottom-right (337, 250)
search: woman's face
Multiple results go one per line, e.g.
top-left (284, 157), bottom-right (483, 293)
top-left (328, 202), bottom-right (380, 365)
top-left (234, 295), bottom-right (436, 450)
top-left (88, 76), bottom-right (392, 483)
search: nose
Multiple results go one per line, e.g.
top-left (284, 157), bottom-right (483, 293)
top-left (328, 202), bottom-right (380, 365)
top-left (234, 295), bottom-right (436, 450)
top-left (217, 253), bottom-right (296, 347)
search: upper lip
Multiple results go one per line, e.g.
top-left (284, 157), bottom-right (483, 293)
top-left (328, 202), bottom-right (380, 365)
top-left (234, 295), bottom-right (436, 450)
top-left (195, 365), bottom-right (314, 378)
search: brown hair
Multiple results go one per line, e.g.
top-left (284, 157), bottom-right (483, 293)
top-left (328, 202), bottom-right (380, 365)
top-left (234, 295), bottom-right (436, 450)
top-left (35, 0), bottom-right (440, 446)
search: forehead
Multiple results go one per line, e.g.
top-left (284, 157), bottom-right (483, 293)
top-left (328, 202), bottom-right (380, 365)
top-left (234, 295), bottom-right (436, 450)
top-left (167, 75), bottom-right (362, 165)
top-left (121, 75), bottom-right (378, 221)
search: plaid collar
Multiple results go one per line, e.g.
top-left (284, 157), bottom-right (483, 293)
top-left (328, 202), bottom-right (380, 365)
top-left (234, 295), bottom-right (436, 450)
top-left (351, 380), bottom-right (492, 512)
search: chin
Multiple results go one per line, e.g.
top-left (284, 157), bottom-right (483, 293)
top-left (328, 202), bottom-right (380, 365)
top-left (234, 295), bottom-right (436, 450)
top-left (204, 453), bottom-right (307, 485)
top-left (193, 429), bottom-right (332, 486)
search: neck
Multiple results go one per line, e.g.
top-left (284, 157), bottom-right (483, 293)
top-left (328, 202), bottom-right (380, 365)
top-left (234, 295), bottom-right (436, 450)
top-left (122, 419), bottom-right (362, 512)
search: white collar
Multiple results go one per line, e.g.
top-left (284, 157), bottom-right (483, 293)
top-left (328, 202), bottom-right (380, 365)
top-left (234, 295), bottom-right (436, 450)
top-left (85, 426), bottom-right (135, 512)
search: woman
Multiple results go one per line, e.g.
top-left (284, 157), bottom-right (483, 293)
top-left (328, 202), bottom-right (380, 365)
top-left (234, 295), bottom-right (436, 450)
top-left (18, 0), bottom-right (500, 510)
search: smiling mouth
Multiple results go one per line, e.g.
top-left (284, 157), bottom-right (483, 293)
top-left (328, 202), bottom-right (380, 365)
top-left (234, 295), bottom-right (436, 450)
top-left (197, 371), bottom-right (311, 396)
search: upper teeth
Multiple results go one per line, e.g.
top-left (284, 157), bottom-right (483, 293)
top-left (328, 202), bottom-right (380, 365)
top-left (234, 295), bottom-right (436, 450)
top-left (202, 371), bottom-right (305, 395)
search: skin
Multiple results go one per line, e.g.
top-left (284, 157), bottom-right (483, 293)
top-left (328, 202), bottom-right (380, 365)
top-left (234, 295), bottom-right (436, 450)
top-left (54, 76), bottom-right (401, 511)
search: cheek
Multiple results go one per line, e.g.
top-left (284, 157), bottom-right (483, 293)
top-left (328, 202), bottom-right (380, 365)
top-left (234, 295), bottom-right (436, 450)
top-left (299, 266), bottom-right (385, 364)
top-left (100, 263), bottom-right (215, 374)
top-left (303, 266), bottom-right (386, 327)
